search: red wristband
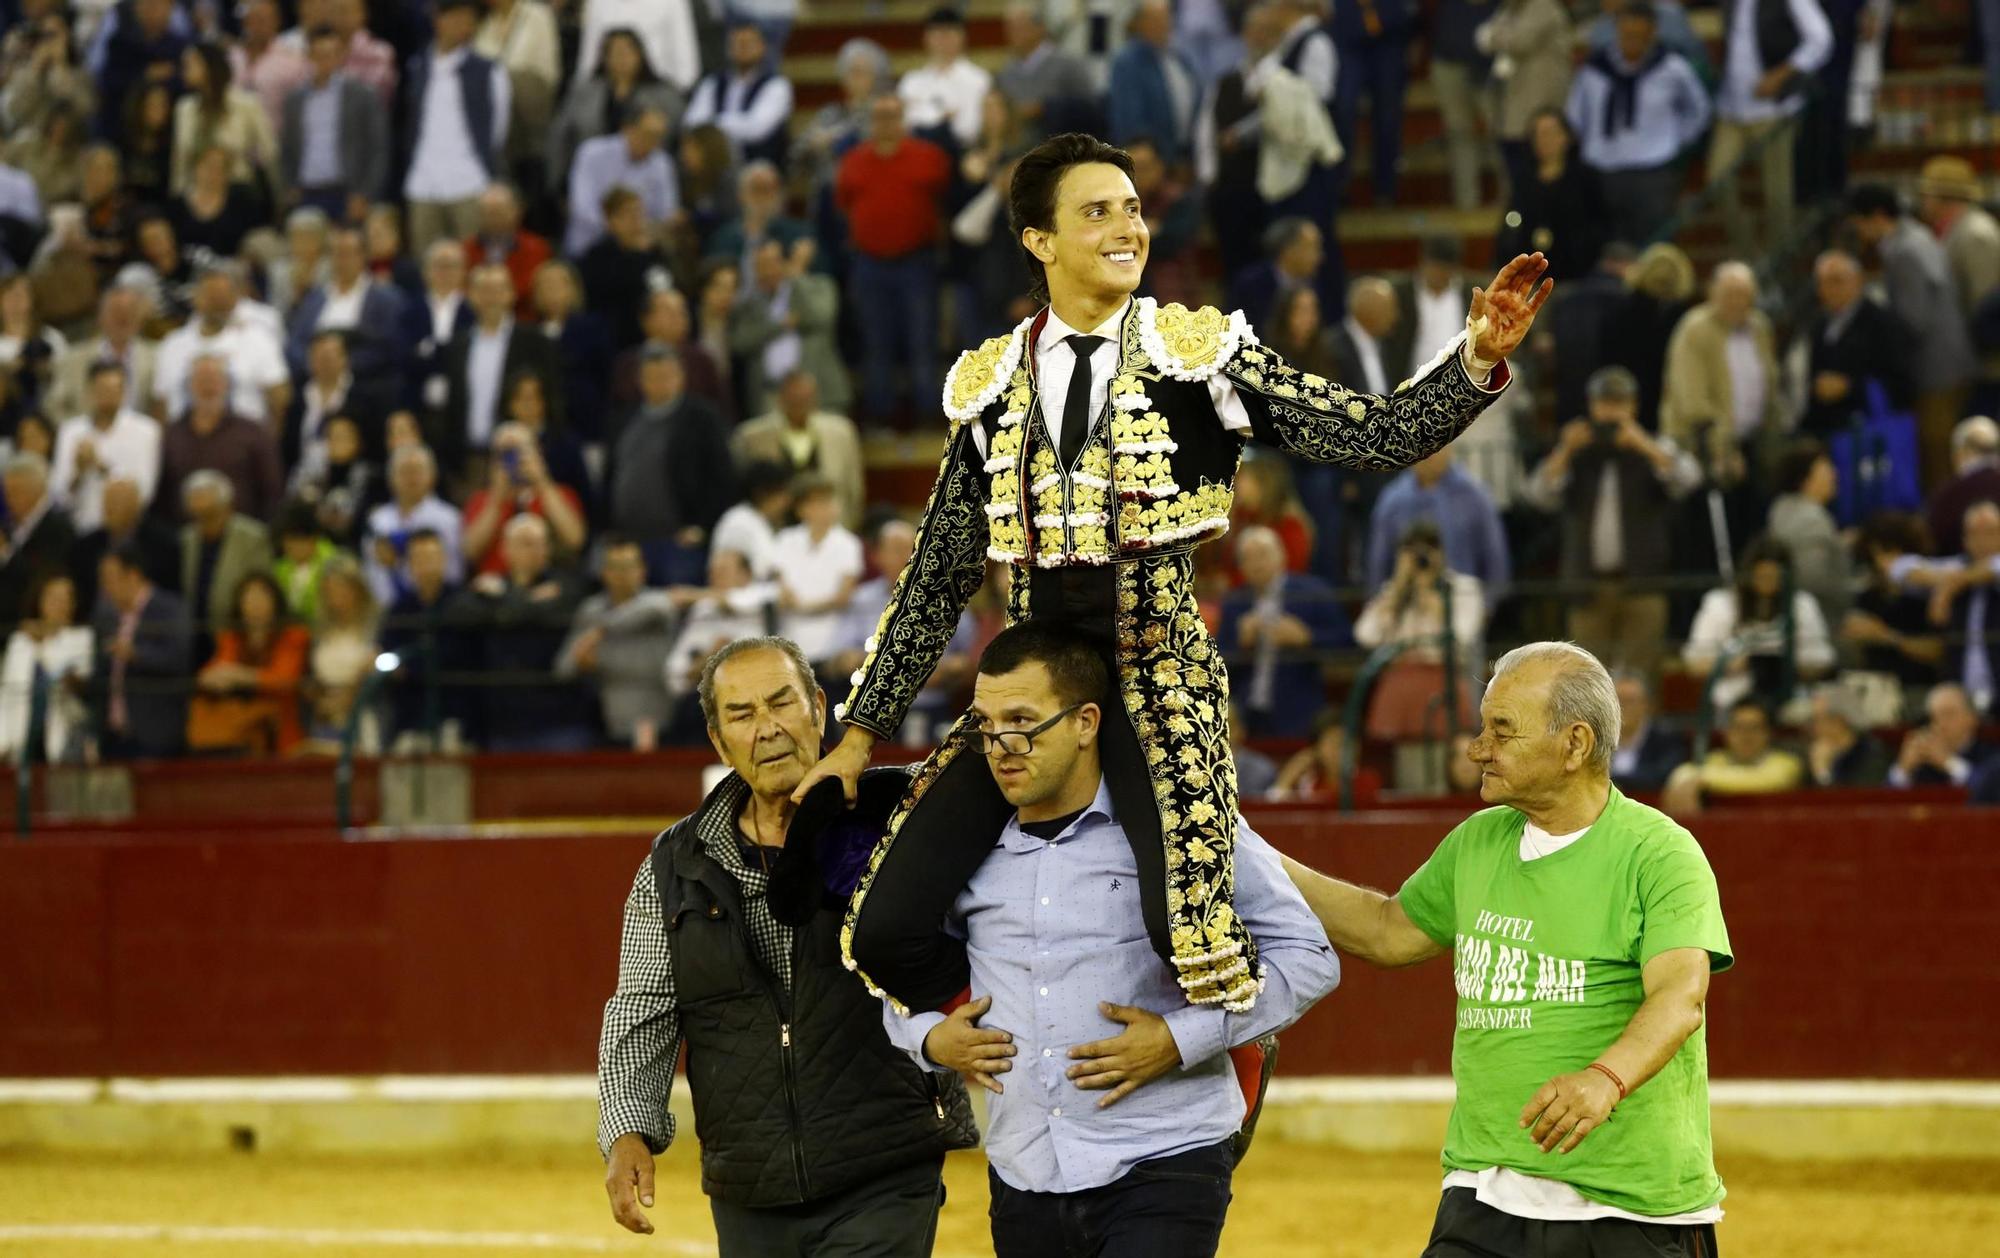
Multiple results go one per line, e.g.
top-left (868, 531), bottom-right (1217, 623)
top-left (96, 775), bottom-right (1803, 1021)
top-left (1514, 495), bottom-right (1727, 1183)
top-left (1587, 1061), bottom-right (1628, 1100)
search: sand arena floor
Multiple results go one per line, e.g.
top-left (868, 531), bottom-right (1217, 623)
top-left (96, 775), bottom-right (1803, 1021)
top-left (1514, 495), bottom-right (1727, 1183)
top-left (1, 1144), bottom-right (1992, 1257)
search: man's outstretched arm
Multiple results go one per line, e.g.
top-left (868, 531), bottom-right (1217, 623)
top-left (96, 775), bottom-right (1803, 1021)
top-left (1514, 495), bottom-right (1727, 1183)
top-left (1280, 854), bottom-right (1450, 969)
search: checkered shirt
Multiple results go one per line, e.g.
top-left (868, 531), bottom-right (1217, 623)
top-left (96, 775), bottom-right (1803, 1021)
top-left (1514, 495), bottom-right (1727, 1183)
top-left (595, 774), bottom-right (796, 1159)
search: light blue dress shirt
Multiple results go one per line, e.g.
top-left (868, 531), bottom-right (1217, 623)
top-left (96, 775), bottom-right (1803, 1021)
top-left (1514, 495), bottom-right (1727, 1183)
top-left (884, 776), bottom-right (1338, 1194)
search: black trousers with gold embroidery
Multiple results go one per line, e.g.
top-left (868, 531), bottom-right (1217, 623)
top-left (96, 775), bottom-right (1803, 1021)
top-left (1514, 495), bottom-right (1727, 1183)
top-left (847, 566), bottom-right (1173, 1012)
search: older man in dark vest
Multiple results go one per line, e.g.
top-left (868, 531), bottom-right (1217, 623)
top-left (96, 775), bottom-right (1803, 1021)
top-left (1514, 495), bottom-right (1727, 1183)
top-left (399, 0), bottom-right (510, 254)
top-left (597, 635), bottom-right (976, 1255)
top-left (1524, 366), bottom-right (1703, 677)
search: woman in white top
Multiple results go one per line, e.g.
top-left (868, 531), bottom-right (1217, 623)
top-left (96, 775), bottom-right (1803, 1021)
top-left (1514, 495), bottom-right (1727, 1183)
top-left (0, 573), bottom-right (93, 763)
top-left (769, 477), bottom-right (862, 664)
top-left (306, 556), bottom-right (379, 744)
top-left (1684, 535), bottom-right (1837, 716)
top-left (171, 43), bottom-right (278, 196)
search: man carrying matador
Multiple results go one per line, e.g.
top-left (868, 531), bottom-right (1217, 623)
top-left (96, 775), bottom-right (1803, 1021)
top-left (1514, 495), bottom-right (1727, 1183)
top-left (794, 132), bottom-right (1551, 1017)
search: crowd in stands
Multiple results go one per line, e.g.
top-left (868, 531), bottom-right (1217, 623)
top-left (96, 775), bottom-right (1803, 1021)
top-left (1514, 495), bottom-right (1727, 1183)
top-left (0, 0), bottom-right (1994, 815)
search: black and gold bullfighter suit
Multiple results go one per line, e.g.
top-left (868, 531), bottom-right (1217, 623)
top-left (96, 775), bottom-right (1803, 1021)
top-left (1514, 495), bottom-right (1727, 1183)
top-left (837, 298), bottom-right (1507, 1014)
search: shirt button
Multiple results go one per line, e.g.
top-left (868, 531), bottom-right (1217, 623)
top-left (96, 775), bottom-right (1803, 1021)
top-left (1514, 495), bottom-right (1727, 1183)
top-left (1039, 987), bottom-right (1049, 996)
top-left (1052, 1107), bottom-right (1063, 1118)
top-left (1043, 1048), bottom-right (1052, 1057)
top-left (1041, 897), bottom-right (1050, 905)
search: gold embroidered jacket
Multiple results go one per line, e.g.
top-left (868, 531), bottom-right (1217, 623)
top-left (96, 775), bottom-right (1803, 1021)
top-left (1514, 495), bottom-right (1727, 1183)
top-left (837, 298), bottom-right (1506, 1010)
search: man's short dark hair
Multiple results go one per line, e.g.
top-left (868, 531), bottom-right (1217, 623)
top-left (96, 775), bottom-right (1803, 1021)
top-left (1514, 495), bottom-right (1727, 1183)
top-left (277, 498), bottom-right (321, 539)
top-left (1261, 215), bottom-right (1314, 260)
top-left (1775, 439), bottom-right (1828, 496)
top-left (976, 622), bottom-right (1109, 711)
top-left (601, 185), bottom-right (641, 218)
top-left (1847, 182), bottom-right (1902, 220)
top-left (740, 459), bottom-right (794, 504)
top-left (926, 6), bottom-right (965, 27)
top-left (1007, 133), bottom-right (1136, 303)
top-left (106, 541), bottom-right (150, 578)
top-left (407, 527), bottom-right (444, 549)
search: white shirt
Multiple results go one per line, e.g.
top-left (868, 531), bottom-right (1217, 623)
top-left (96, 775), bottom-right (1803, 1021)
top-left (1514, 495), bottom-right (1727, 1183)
top-left (427, 292), bottom-right (464, 344)
top-left (0, 625), bottom-right (92, 762)
top-left (682, 72), bottom-right (795, 155)
top-left (403, 46), bottom-right (511, 202)
top-left (898, 58), bottom-right (994, 147)
top-left (1717, 0), bottom-right (1833, 122)
top-left (364, 496), bottom-right (466, 603)
top-left (51, 409), bottom-right (162, 531)
top-left (711, 501), bottom-right (778, 579)
top-left (665, 586), bottom-right (778, 696)
top-left (578, 0), bottom-right (700, 93)
top-left (1343, 316), bottom-right (1390, 396)
top-left (465, 319), bottom-right (512, 450)
top-left (316, 277), bottom-right (370, 331)
top-left (1410, 282), bottom-right (1467, 379)
top-left (154, 320), bottom-right (289, 420)
top-left (771, 523), bottom-right (865, 661)
top-left (1724, 327), bottom-right (1767, 438)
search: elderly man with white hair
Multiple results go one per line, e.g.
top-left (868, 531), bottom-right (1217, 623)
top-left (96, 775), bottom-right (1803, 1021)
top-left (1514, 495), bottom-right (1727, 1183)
top-left (158, 355), bottom-right (286, 524)
top-left (1927, 415), bottom-right (2000, 557)
top-left (1284, 641), bottom-right (1733, 1257)
top-left (0, 451), bottom-right (77, 625)
top-left (363, 444), bottom-right (464, 603)
top-left (1218, 522), bottom-right (1348, 737)
top-left (177, 468), bottom-right (275, 635)
top-left (1660, 259), bottom-right (1782, 486)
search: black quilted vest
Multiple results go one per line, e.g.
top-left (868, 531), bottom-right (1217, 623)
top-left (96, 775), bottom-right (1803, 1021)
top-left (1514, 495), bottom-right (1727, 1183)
top-left (651, 817), bottom-right (978, 1208)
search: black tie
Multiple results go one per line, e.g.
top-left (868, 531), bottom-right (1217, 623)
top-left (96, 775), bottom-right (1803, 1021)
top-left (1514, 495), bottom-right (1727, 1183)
top-left (1059, 334), bottom-right (1106, 471)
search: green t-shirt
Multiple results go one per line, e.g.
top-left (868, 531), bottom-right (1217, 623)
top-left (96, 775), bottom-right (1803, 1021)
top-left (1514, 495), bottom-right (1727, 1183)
top-left (1397, 786), bottom-right (1733, 1217)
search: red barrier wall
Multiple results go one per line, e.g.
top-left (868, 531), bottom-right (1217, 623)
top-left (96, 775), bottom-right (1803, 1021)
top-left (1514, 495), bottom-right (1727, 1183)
top-left (3, 802), bottom-right (1994, 1079)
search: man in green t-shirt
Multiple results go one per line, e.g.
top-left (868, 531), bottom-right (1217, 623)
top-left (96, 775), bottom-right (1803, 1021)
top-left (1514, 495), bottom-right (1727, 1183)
top-left (1286, 641), bottom-right (1732, 1257)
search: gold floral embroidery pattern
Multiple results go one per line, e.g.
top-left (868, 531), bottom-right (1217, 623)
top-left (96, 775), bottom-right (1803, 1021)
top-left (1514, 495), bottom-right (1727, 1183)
top-left (1136, 299), bottom-right (1256, 382)
top-left (983, 373), bottom-right (1035, 563)
top-left (1115, 555), bottom-right (1263, 1010)
top-left (1116, 480), bottom-right (1236, 552)
top-left (942, 320), bottom-right (1031, 423)
top-left (1225, 337), bottom-right (1499, 471)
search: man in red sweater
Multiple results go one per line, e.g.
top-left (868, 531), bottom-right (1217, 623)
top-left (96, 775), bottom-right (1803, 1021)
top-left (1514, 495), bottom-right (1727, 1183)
top-left (834, 94), bottom-right (951, 425)
top-left (463, 184), bottom-right (553, 320)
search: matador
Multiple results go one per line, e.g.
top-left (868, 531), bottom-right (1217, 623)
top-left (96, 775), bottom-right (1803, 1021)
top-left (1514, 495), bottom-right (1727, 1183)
top-left (795, 133), bottom-right (1550, 1015)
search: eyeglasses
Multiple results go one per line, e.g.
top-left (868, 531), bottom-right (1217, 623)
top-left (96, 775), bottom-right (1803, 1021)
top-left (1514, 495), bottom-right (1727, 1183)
top-left (968, 703), bottom-right (1084, 756)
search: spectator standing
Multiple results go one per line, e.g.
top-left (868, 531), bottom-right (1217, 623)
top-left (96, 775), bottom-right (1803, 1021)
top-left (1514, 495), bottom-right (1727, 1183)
top-left (1331, 276), bottom-right (1404, 397)
top-left (1798, 248), bottom-right (1914, 438)
top-left (1601, 241), bottom-right (1695, 432)
top-left (1126, 135), bottom-right (1203, 309)
top-left (1398, 236), bottom-right (1473, 379)
top-left (1918, 156), bottom-right (2000, 319)
top-left (563, 104), bottom-right (676, 260)
top-left (555, 535), bottom-right (680, 749)
top-left (316, 0), bottom-right (400, 109)
top-left (549, 28), bottom-right (684, 195)
top-left (400, 0), bottom-right (511, 255)
top-left (363, 445), bottom-right (463, 604)
top-left (288, 228), bottom-right (409, 382)
top-left (495, 373), bottom-right (592, 510)
top-left (92, 542), bottom-right (192, 760)
top-left (447, 513), bottom-right (592, 752)
top-left (460, 422), bottom-right (588, 577)
top-left (231, 0), bottom-right (311, 128)
top-left (732, 372), bottom-right (864, 530)
top-left (171, 41), bottom-right (278, 197)
top-left (273, 503), bottom-right (339, 625)
top-left (577, 0), bottom-right (700, 95)
top-left (900, 7), bottom-right (995, 150)
top-left (441, 262), bottom-right (561, 472)
top-left (1610, 672), bottom-right (1688, 792)
top-left (1331, 0), bottom-right (1418, 205)
top-left (578, 187), bottom-right (677, 352)
top-left (702, 160), bottom-right (813, 273)
top-left (1766, 440), bottom-right (1853, 626)
top-left (4, 98), bottom-right (85, 212)
top-left (1885, 502), bottom-right (2000, 715)
top-left (403, 239), bottom-right (473, 415)
top-left (792, 39), bottom-right (891, 219)
top-left (462, 184), bottom-right (553, 319)
top-left (45, 286), bottom-right (158, 425)
top-left (265, 206), bottom-right (331, 318)
top-left (154, 266), bottom-right (291, 424)
top-left (1366, 448), bottom-right (1511, 607)
top-left (1659, 261), bottom-right (1782, 489)
top-left (1684, 536), bottom-right (1836, 715)
top-left (0, 452), bottom-right (76, 629)
top-left (1229, 218), bottom-right (1332, 342)
top-left (728, 241), bottom-right (846, 418)
top-left (187, 571), bottom-right (310, 755)
top-left (171, 145), bottom-right (263, 258)
top-left (1888, 682), bottom-right (1996, 788)
top-left (1106, 1), bottom-right (1198, 165)
top-left (1927, 416), bottom-right (2000, 558)
top-left (528, 261), bottom-right (614, 445)
top-left (177, 471), bottom-right (275, 638)
top-left (994, 4), bottom-right (1098, 139)
top-left (284, 331), bottom-right (388, 493)
top-left (69, 478), bottom-right (179, 612)
top-left (1193, 6), bottom-right (1280, 283)
top-left (824, 517), bottom-right (977, 742)
top-left (472, 0), bottom-right (560, 188)
top-left (835, 95), bottom-right (950, 425)
top-left (92, 0), bottom-right (189, 140)
top-left (1847, 184), bottom-right (1979, 487)
top-left (660, 547), bottom-right (777, 729)
top-left (286, 410), bottom-right (376, 549)
top-left (1708, 0), bottom-right (1832, 256)
top-left (1524, 367), bottom-right (1702, 676)
top-left (303, 556), bottom-right (379, 743)
top-left (606, 346), bottom-right (738, 585)
top-left (769, 477), bottom-right (863, 667)
top-left (0, 275), bottom-right (66, 415)
top-left (158, 355), bottom-right (285, 523)
top-left (53, 362), bottom-right (162, 533)
top-left (710, 460), bottom-right (792, 581)
top-left (681, 23), bottom-right (793, 170)
top-left (5, 12), bottom-right (95, 137)
top-left (1843, 514), bottom-right (1943, 707)
top-left (1563, 2), bottom-right (1710, 247)
top-left (379, 528), bottom-right (459, 744)
top-left (1494, 110), bottom-right (1605, 284)
top-left (1660, 697), bottom-right (1803, 815)
top-left (0, 573), bottom-right (93, 763)
top-left (1479, 0), bottom-right (1575, 198)
top-left (1431, 0), bottom-right (1495, 212)
top-left (1804, 683), bottom-right (1891, 787)
top-left (1219, 525), bottom-right (1349, 738)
